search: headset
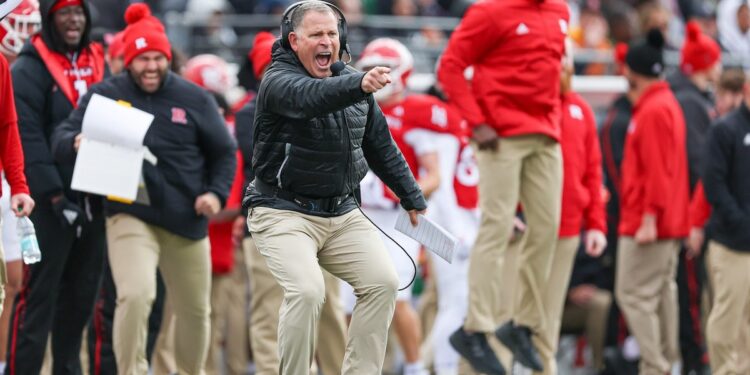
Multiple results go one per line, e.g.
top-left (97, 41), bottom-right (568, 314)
top-left (280, 1), bottom-right (350, 60)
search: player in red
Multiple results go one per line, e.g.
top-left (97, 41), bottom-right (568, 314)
top-left (420, 98), bottom-right (481, 375)
top-left (347, 38), bottom-right (433, 375)
top-left (353, 37), bottom-right (479, 375)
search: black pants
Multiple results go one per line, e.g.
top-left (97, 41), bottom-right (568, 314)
top-left (677, 247), bottom-right (707, 373)
top-left (87, 253), bottom-right (167, 375)
top-left (5, 207), bottom-right (105, 375)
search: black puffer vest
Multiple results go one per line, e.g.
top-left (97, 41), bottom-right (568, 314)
top-left (252, 44), bottom-right (371, 199)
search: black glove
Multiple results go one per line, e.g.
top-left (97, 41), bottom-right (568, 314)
top-left (51, 196), bottom-right (84, 229)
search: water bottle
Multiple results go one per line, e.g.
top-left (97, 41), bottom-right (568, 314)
top-left (17, 216), bottom-right (41, 264)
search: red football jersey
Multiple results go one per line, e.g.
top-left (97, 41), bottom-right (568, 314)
top-left (377, 94), bottom-right (478, 209)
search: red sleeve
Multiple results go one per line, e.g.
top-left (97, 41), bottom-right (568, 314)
top-left (638, 109), bottom-right (672, 216)
top-left (0, 55), bottom-right (29, 196)
top-left (689, 181), bottom-right (712, 228)
top-left (581, 100), bottom-right (606, 232)
top-left (404, 96), bottom-right (465, 135)
top-left (436, 3), bottom-right (499, 128)
top-left (225, 151), bottom-right (244, 209)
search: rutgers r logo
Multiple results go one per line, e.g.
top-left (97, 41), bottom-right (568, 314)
top-left (135, 37), bottom-right (148, 50)
top-left (171, 107), bottom-right (187, 125)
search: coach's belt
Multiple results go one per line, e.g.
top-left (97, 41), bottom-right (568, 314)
top-left (255, 179), bottom-right (351, 213)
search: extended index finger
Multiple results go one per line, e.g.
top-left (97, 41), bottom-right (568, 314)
top-left (376, 66), bottom-right (391, 75)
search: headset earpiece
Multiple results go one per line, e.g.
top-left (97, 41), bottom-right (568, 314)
top-left (280, 1), bottom-right (349, 59)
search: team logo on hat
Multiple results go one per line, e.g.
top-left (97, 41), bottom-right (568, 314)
top-left (171, 107), bottom-right (187, 125)
top-left (135, 37), bottom-right (147, 50)
top-left (652, 62), bottom-right (663, 74)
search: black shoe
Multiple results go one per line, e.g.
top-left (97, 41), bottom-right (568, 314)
top-left (449, 327), bottom-right (506, 375)
top-left (495, 321), bottom-right (544, 372)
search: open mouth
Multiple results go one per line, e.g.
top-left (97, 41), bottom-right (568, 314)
top-left (65, 28), bottom-right (81, 40)
top-left (141, 74), bottom-right (159, 85)
top-left (315, 52), bottom-right (332, 68)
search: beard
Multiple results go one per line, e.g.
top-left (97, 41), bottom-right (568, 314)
top-left (130, 67), bottom-right (168, 93)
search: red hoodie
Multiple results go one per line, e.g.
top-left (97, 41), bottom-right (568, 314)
top-left (559, 92), bottom-right (606, 237)
top-left (618, 82), bottom-right (690, 238)
top-left (437, 0), bottom-right (569, 141)
top-left (0, 54), bottom-right (29, 198)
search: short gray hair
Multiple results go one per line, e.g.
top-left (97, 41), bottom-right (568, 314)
top-left (290, 1), bottom-right (338, 32)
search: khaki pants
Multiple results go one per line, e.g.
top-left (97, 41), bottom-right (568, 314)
top-left (706, 241), bottom-right (750, 375)
top-left (243, 236), bottom-right (346, 375)
top-left (152, 297), bottom-right (176, 375)
top-left (465, 135), bottom-right (562, 333)
top-left (206, 274), bottom-right (231, 375)
top-left (248, 207), bottom-right (398, 375)
top-left (533, 237), bottom-right (580, 375)
top-left (615, 237), bottom-right (679, 375)
top-left (107, 214), bottom-right (211, 375)
top-left (224, 247), bottom-right (251, 375)
top-left (452, 227), bottom-right (524, 375)
top-left (561, 288), bottom-right (612, 371)
top-left (499, 236), bottom-right (580, 374)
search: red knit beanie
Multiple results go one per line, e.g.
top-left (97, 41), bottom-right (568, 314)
top-left (249, 31), bottom-right (275, 79)
top-left (122, 3), bottom-right (172, 67)
top-left (50, 0), bottom-right (82, 14)
top-left (680, 21), bottom-right (720, 75)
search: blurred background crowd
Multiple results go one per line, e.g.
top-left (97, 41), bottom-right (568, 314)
top-left (82, 0), bottom-right (750, 74)
top-left (63, 0), bottom-right (750, 115)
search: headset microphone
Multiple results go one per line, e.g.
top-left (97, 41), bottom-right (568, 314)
top-left (330, 61), bottom-right (346, 77)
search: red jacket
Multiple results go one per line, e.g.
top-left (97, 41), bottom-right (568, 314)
top-left (559, 92), bottom-right (606, 237)
top-left (437, 0), bottom-right (569, 141)
top-left (0, 54), bottom-right (29, 198)
top-left (689, 181), bottom-right (711, 228)
top-left (618, 82), bottom-right (690, 238)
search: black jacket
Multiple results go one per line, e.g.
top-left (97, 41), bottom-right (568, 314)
top-left (234, 97), bottom-right (256, 234)
top-left (52, 72), bottom-right (237, 240)
top-left (12, 0), bottom-right (96, 203)
top-left (247, 42), bottom-right (425, 216)
top-left (703, 103), bottom-right (750, 252)
top-left (235, 97), bottom-right (257, 194)
top-left (668, 71), bottom-right (715, 192)
top-left (599, 95), bottom-right (632, 238)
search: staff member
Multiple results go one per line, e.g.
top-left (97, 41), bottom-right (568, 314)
top-left (51, 4), bottom-right (236, 374)
top-left (437, 0), bottom-right (569, 373)
top-left (245, 1), bottom-right (426, 374)
top-left (8, 0), bottom-right (105, 373)
top-left (533, 50), bottom-right (608, 375)
top-left (236, 30), bottom-right (348, 375)
top-left (703, 73), bottom-right (750, 375)
top-left (615, 29), bottom-right (690, 375)
top-left (667, 21), bottom-right (722, 372)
